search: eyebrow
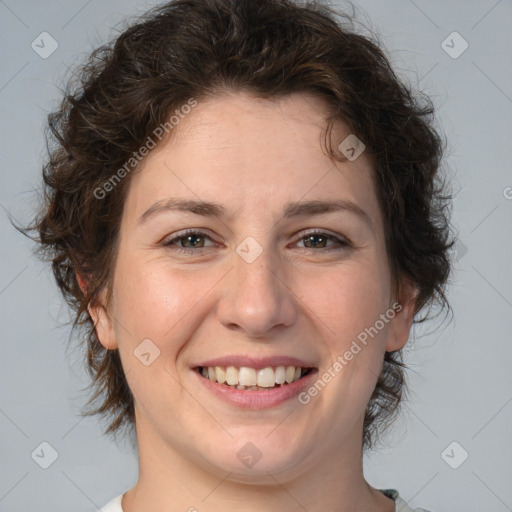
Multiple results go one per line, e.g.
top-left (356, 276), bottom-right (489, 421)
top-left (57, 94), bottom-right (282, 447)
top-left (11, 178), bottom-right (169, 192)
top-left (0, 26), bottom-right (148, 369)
top-left (138, 198), bottom-right (374, 231)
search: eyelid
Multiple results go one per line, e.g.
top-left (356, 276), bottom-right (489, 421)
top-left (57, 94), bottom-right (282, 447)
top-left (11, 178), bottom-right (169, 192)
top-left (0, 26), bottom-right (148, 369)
top-left (294, 228), bottom-right (349, 243)
top-left (162, 228), bottom-right (217, 247)
top-left (292, 229), bottom-right (350, 250)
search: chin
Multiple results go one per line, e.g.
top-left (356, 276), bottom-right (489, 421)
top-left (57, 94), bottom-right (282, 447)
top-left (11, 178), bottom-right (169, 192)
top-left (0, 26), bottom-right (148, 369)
top-left (195, 431), bottom-right (311, 482)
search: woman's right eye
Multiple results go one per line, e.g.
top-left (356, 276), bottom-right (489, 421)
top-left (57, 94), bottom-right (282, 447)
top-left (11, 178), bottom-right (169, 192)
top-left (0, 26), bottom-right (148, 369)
top-left (162, 230), bottom-right (216, 253)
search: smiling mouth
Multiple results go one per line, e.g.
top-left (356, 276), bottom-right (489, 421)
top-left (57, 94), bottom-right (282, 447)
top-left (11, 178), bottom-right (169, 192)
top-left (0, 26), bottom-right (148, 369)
top-left (196, 365), bottom-right (315, 391)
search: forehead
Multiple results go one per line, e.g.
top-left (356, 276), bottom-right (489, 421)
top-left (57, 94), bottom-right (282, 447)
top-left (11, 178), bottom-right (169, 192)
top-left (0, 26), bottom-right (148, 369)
top-left (124, 91), bottom-right (384, 232)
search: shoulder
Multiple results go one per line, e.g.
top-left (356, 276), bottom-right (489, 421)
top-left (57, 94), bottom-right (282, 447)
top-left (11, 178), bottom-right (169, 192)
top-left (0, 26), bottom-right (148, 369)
top-left (380, 488), bottom-right (433, 512)
top-left (98, 494), bottom-right (124, 512)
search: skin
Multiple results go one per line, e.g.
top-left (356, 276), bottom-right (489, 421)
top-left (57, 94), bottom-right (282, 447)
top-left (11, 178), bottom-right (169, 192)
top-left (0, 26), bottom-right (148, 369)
top-left (87, 91), bottom-right (417, 511)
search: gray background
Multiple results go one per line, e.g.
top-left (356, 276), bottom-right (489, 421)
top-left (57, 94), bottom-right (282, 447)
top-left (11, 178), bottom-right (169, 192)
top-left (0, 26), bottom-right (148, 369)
top-left (1, 0), bottom-right (511, 511)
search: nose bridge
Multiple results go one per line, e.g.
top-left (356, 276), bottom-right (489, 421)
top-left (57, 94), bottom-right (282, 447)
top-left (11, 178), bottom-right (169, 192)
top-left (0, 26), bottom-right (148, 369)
top-left (216, 238), bottom-right (297, 337)
top-left (237, 249), bottom-right (279, 301)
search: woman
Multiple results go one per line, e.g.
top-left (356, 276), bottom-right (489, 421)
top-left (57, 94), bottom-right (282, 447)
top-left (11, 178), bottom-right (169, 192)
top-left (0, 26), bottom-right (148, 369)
top-left (24, 0), bottom-right (452, 510)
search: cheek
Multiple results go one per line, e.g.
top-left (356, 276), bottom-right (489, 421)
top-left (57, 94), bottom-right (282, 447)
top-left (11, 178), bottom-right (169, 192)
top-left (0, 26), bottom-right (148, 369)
top-left (109, 260), bottom-right (206, 402)
top-left (304, 260), bottom-right (391, 343)
top-left (111, 252), bottom-right (221, 358)
top-left (301, 266), bottom-right (392, 421)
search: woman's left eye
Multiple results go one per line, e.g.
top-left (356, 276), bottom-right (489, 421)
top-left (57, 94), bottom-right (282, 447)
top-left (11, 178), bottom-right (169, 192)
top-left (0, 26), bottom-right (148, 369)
top-left (295, 231), bottom-right (349, 250)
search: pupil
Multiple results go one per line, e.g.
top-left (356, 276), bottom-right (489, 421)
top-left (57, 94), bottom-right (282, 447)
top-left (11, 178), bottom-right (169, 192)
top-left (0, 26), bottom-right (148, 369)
top-left (304, 235), bottom-right (326, 248)
top-left (184, 234), bottom-right (203, 248)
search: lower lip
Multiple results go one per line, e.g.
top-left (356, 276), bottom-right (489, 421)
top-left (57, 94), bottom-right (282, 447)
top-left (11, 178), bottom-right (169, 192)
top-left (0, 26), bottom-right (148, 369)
top-left (193, 369), bottom-right (318, 409)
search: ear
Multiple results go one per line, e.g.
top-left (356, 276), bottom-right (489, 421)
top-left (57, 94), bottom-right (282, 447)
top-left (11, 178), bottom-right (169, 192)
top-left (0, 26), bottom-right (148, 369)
top-left (76, 271), bottom-right (118, 350)
top-left (385, 276), bottom-right (418, 352)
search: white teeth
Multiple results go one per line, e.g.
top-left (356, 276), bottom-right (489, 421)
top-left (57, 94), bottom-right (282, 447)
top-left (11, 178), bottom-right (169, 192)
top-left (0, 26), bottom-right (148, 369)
top-left (285, 365), bottom-right (295, 383)
top-left (215, 366), bottom-right (226, 384)
top-left (257, 367), bottom-right (275, 387)
top-left (239, 367), bottom-right (257, 386)
top-left (200, 364), bottom-right (309, 388)
top-left (225, 366), bottom-right (238, 385)
top-left (275, 366), bottom-right (286, 384)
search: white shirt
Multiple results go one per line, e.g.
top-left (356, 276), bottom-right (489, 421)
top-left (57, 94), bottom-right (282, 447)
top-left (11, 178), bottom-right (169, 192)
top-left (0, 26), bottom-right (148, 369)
top-left (99, 489), bottom-right (432, 511)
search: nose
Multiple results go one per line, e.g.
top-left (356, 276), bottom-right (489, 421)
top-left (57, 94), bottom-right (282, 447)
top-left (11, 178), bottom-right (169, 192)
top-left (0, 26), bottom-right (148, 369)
top-left (216, 247), bottom-right (298, 338)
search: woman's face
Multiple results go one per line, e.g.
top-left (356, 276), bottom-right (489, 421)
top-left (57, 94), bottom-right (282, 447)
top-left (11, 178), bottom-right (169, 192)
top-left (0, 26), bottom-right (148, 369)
top-left (92, 91), bottom-right (415, 480)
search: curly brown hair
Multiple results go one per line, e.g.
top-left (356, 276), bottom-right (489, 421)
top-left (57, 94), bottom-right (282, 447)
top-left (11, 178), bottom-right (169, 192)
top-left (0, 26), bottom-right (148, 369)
top-left (17, 0), bottom-right (453, 450)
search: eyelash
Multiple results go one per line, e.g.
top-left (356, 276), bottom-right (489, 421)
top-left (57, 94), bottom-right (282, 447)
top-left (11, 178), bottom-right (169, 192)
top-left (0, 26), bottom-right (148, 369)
top-left (162, 229), bottom-right (350, 255)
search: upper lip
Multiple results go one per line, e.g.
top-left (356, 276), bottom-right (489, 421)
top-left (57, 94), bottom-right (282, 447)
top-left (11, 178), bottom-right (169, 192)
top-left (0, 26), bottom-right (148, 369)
top-left (194, 355), bottom-right (317, 369)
